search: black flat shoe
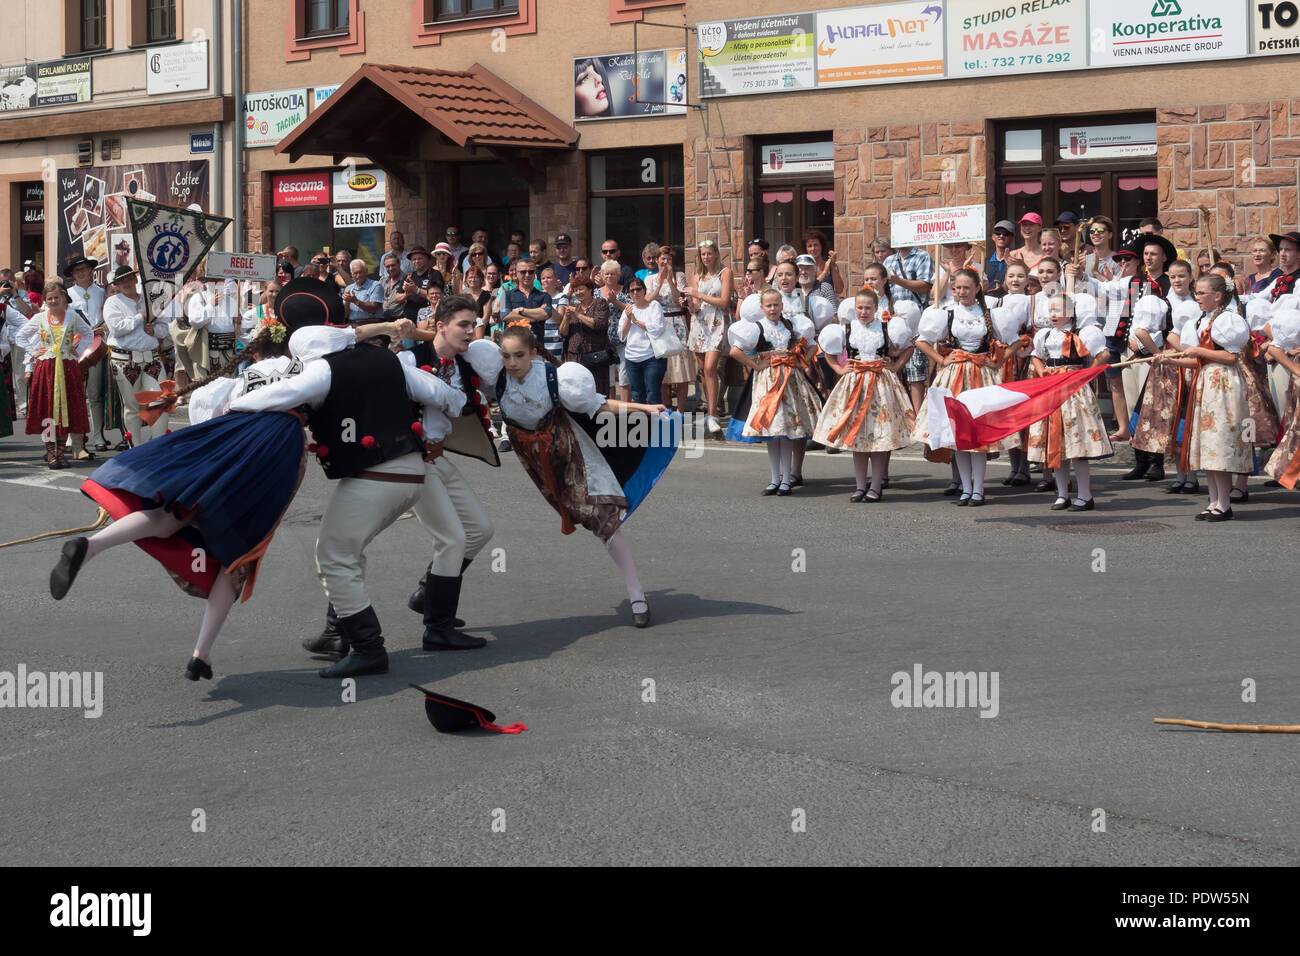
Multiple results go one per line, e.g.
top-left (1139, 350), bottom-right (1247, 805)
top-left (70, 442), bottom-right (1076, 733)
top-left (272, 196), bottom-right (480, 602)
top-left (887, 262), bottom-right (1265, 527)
top-left (1034, 478), bottom-right (1054, 492)
top-left (185, 657), bottom-right (213, 681)
top-left (968, 494), bottom-right (985, 507)
top-left (632, 600), bottom-right (651, 628)
top-left (1204, 507), bottom-right (1234, 522)
top-left (92, 440), bottom-right (109, 452)
top-left (1180, 480), bottom-right (1200, 495)
top-left (1067, 498), bottom-right (1095, 512)
top-left (1195, 509), bottom-right (1211, 521)
top-left (788, 476), bottom-right (803, 487)
top-left (1229, 489), bottom-right (1249, 503)
top-left (1008, 473), bottom-right (1032, 486)
top-left (880, 478), bottom-right (890, 490)
top-left (942, 482), bottom-right (960, 496)
top-left (50, 537), bottom-right (89, 600)
top-left (849, 489), bottom-right (867, 503)
top-left (776, 482), bottom-right (792, 496)
top-left (761, 483), bottom-right (779, 496)
top-left (1166, 481), bottom-right (1185, 494)
top-left (1051, 497), bottom-right (1070, 511)
top-left (864, 488), bottom-right (883, 503)
top-left (957, 493), bottom-right (971, 507)
top-left (1001, 475), bottom-right (1013, 485)
top-left (114, 439), bottom-right (131, 451)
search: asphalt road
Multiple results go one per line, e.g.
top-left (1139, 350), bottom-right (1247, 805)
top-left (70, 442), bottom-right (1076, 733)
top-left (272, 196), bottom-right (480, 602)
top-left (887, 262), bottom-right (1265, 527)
top-left (1, 422), bottom-right (1298, 866)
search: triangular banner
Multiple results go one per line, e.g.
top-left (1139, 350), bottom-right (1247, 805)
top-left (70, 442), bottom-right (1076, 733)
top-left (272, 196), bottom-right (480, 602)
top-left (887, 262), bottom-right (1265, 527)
top-left (127, 199), bottom-right (231, 323)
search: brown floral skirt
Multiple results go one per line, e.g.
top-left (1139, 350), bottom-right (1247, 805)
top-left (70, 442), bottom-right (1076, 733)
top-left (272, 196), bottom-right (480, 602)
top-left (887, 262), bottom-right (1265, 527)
top-left (1026, 367), bottom-right (1114, 462)
top-left (1131, 360), bottom-right (1185, 457)
top-left (812, 365), bottom-right (915, 452)
top-left (508, 411), bottom-right (627, 543)
top-left (1265, 394), bottom-right (1300, 487)
top-left (1185, 363), bottom-right (1253, 473)
top-left (1237, 353), bottom-right (1280, 446)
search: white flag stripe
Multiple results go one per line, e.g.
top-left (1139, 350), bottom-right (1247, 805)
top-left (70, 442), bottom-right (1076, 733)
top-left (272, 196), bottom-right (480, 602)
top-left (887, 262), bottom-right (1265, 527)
top-left (956, 383), bottom-right (1029, 418)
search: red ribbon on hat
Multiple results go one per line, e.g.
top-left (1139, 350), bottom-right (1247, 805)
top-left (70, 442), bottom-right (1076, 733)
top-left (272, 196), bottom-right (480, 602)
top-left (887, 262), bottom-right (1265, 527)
top-left (422, 693), bottom-right (527, 734)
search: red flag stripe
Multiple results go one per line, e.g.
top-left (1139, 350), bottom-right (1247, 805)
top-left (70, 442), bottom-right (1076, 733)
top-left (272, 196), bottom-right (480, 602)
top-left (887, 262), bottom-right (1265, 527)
top-left (945, 366), bottom-right (1106, 450)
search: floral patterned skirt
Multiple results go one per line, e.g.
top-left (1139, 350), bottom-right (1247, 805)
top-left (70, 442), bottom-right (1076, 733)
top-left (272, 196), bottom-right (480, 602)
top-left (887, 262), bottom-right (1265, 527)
top-left (661, 313), bottom-right (698, 385)
top-left (687, 306), bottom-right (727, 352)
top-left (813, 364), bottom-right (915, 452)
top-left (1185, 362), bottom-right (1253, 473)
top-left (911, 356), bottom-right (1014, 458)
top-left (1264, 390), bottom-right (1300, 487)
top-left (1131, 360), bottom-right (1185, 457)
top-left (1026, 367), bottom-right (1114, 463)
top-left (742, 355), bottom-right (823, 439)
top-left (1238, 352), bottom-right (1280, 446)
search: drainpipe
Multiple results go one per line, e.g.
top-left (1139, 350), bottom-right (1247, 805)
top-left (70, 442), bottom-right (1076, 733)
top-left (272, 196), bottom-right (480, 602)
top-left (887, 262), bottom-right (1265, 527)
top-left (231, 0), bottom-right (245, 251)
top-left (210, 0), bottom-right (222, 248)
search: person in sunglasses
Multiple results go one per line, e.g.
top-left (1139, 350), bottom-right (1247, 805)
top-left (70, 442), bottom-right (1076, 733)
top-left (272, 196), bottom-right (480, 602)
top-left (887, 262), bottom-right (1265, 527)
top-left (500, 258), bottom-right (552, 343)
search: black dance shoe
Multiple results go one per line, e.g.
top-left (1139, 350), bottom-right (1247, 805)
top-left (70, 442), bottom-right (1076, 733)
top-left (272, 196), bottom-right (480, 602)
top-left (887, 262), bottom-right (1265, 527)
top-left (761, 483), bottom-right (779, 496)
top-left (50, 537), bottom-right (89, 600)
top-left (632, 600), bottom-right (651, 628)
top-left (1067, 498), bottom-right (1095, 512)
top-left (422, 627), bottom-right (487, 651)
top-left (1204, 508), bottom-right (1234, 522)
top-left (185, 657), bottom-right (213, 681)
top-left (849, 489), bottom-right (867, 503)
top-left (1051, 497), bottom-right (1070, 511)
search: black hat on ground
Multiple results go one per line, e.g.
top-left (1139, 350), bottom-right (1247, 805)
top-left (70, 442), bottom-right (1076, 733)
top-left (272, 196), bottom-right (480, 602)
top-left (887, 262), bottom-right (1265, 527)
top-left (1129, 233), bottom-right (1178, 265)
top-left (409, 684), bottom-right (526, 734)
top-left (61, 255), bottom-right (98, 277)
top-left (275, 277), bottom-right (346, 334)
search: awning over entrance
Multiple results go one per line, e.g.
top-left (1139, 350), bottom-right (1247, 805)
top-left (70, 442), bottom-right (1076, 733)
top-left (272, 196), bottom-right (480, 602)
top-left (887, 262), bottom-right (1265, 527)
top-left (275, 62), bottom-right (579, 190)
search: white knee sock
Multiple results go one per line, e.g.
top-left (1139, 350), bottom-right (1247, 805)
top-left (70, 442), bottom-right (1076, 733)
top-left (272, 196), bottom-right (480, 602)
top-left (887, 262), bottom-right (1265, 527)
top-left (86, 508), bottom-right (189, 561)
top-left (869, 452), bottom-right (889, 492)
top-left (605, 529), bottom-right (645, 605)
top-left (1055, 461), bottom-right (1071, 499)
top-left (766, 442), bottom-right (782, 485)
top-left (853, 452), bottom-right (869, 491)
top-left (193, 569), bottom-right (239, 663)
top-left (971, 453), bottom-right (987, 495)
top-left (955, 452), bottom-right (973, 494)
top-left (779, 437), bottom-right (795, 484)
top-left (1074, 459), bottom-right (1091, 504)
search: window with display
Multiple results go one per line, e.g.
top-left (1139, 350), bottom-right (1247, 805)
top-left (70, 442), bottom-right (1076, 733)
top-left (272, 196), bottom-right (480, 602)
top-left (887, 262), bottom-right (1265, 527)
top-left (754, 136), bottom-right (835, 255)
top-left (270, 168), bottom-right (387, 276)
top-left (996, 114), bottom-right (1157, 247)
top-left (588, 148), bottom-right (684, 266)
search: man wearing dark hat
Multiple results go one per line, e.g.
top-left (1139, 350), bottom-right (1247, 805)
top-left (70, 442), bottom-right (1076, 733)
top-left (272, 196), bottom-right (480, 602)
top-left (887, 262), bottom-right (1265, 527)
top-left (1262, 231), bottom-right (1300, 302)
top-left (401, 245), bottom-right (442, 323)
top-left (230, 279), bottom-right (468, 678)
top-left (64, 255), bottom-right (111, 453)
top-left (550, 233), bottom-right (577, 287)
top-left (103, 264), bottom-right (170, 445)
top-left (1054, 211), bottom-right (1081, 256)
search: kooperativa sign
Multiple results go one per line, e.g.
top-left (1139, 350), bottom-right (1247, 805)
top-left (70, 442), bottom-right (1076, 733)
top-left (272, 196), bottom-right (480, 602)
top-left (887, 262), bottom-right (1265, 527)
top-left (1087, 0), bottom-right (1249, 67)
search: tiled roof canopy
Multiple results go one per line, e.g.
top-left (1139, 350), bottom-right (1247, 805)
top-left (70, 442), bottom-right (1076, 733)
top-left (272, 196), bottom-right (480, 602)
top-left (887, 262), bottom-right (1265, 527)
top-left (276, 61), bottom-right (579, 166)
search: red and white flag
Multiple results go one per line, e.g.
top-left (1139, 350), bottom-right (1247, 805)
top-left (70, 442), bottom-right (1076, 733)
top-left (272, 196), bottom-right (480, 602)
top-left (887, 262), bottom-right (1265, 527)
top-left (925, 366), bottom-right (1107, 451)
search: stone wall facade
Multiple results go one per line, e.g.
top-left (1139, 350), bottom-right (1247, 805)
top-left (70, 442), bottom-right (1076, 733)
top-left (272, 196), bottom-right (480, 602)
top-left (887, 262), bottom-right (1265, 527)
top-left (530, 151), bottom-right (586, 256)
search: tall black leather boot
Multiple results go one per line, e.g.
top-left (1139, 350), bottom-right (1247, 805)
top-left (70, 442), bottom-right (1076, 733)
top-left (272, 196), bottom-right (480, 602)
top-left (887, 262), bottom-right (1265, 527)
top-left (422, 572), bottom-right (486, 650)
top-left (1120, 449), bottom-right (1151, 480)
top-left (408, 560), bottom-right (466, 628)
top-left (318, 606), bottom-right (388, 678)
top-left (302, 603), bottom-right (349, 659)
top-left (1144, 452), bottom-right (1165, 481)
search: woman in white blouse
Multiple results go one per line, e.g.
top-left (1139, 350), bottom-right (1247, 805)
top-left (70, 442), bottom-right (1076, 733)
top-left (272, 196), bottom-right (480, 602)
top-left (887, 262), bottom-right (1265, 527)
top-left (464, 326), bottom-right (671, 628)
top-left (616, 276), bottom-right (667, 405)
top-left (910, 269), bottom-right (1020, 505)
top-left (1155, 274), bottom-right (1253, 521)
top-left (14, 280), bottom-right (95, 468)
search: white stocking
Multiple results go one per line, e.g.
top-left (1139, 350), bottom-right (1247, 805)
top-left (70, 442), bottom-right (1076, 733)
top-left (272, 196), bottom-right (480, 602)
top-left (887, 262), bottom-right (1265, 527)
top-left (766, 441), bottom-right (782, 485)
top-left (86, 508), bottom-right (190, 561)
top-left (605, 529), bottom-right (645, 605)
top-left (869, 452), bottom-right (889, 493)
top-left (193, 569), bottom-right (239, 663)
top-left (1073, 459), bottom-right (1092, 504)
top-left (779, 437), bottom-right (795, 484)
top-left (954, 451), bottom-right (973, 494)
top-left (852, 452), bottom-right (870, 491)
top-left (971, 453), bottom-right (988, 496)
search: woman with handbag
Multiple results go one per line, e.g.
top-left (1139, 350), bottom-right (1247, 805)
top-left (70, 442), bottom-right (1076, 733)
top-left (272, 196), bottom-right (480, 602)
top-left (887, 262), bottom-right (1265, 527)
top-left (616, 277), bottom-right (668, 404)
top-left (561, 276), bottom-right (612, 369)
top-left (645, 245), bottom-right (695, 413)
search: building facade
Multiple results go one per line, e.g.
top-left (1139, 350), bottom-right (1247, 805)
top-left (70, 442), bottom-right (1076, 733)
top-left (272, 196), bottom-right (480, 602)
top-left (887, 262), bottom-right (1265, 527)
top-left (6, 2), bottom-right (1299, 292)
top-left (0, 1), bottom-right (236, 284)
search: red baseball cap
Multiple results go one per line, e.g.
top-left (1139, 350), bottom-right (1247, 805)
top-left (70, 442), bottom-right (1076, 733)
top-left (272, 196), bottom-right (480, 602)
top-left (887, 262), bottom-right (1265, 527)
top-left (1019, 213), bottom-right (1043, 226)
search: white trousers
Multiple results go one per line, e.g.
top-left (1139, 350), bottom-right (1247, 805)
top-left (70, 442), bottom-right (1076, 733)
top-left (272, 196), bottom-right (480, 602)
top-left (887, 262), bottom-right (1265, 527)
top-left (414, 455), bottom-right (494, 576)
top-left (110, 351), bottom-right (169, 443)
top-left (315, 453), bottom-right (429, 617)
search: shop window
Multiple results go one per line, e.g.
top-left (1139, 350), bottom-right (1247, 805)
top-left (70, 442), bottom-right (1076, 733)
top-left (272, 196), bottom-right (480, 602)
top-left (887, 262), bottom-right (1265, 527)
top-left (754, 137), bottom-right (834, 254)
top-left (428, 0), bottom-right (519, 21)
top-left (588, 147), bottom-right (684, 266)
top-left (455, 162), bottom-right (529, 260)
top-left (996, 115), bottom-right (1157, 245)
top-left (270, 169), bottom-right (386, 277)
top-left (19, 182), bottom-right (46, 274)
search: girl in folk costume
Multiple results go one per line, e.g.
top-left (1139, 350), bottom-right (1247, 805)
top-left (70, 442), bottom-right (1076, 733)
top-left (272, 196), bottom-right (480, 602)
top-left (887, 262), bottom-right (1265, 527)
top-left (1129, 293), bottom-right (1200, 494)
top-left (771, 259), bottom-right (832, 484)
top-left (1025, 295), bottom-right (1112, 511)
top-left (1166, 259), bottom-right (1195, 312)
top-left (1261, 308), bottom-right (1300, 489)
top-left (813, 290), bottom-right (915, 502)
top-left (989, 263), bottom-right (1034, 486)
top-left (726, 288), bottom-right (821, 495)
top-left (863, 262), bottom-right (924, 412)
top-left (13, 280), bottom-right (95, 468)
top-left (1154, 274), bottom-right (1254, 521)
top-left (463, 326), bottom-right (674, 628)
top-left (682, 238), bottom-right (733, 436)
top-left (48, 316), bottom-right (321, 680)
top-left (910, 269), bottom-right (1021, 505)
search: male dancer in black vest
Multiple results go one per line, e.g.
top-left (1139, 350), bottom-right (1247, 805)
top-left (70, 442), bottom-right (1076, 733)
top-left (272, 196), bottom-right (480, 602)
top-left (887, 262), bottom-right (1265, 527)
top-left (230, 279), bottom-right (466, 677)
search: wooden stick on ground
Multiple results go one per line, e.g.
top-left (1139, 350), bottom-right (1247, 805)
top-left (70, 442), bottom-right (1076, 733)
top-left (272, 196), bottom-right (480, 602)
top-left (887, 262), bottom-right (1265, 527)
top-left (1156, 718), bottom-right (1300, 733)
top-left (0, 507), bottom-right (110, 548)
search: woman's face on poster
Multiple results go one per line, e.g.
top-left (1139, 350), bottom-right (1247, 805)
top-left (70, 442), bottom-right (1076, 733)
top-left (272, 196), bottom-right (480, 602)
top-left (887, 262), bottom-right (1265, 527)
top-left (575, 63), bottom-right (608, 116)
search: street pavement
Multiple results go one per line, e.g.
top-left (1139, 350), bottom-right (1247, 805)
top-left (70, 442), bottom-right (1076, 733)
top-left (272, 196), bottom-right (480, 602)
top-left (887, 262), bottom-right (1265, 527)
top-left (1, 423), bottom-right (1298, 866)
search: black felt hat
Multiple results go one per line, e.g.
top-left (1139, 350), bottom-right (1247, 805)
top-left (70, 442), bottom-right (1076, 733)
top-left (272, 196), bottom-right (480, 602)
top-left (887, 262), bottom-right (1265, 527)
top-left (1269, 231), bottom-right (1300, 251)
top-left (409, 684), bottom-right (526, 734)
top-left (61, 255), bottom-right (98, 277)
top-left (275, 277), bottom-right (345, 333)
top-left (1129, 233), bottom-right (1178, 266)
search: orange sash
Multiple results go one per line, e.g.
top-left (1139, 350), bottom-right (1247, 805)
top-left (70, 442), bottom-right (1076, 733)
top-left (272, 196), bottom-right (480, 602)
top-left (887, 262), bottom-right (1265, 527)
top-left (826, 359), bottom-right (885, 445)
top-left (512, 420), bottom-right (576, 535)
top-left (945, 349), bottom-right (996, 397)
top-left (750, 351), bottom-right (805, 432)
